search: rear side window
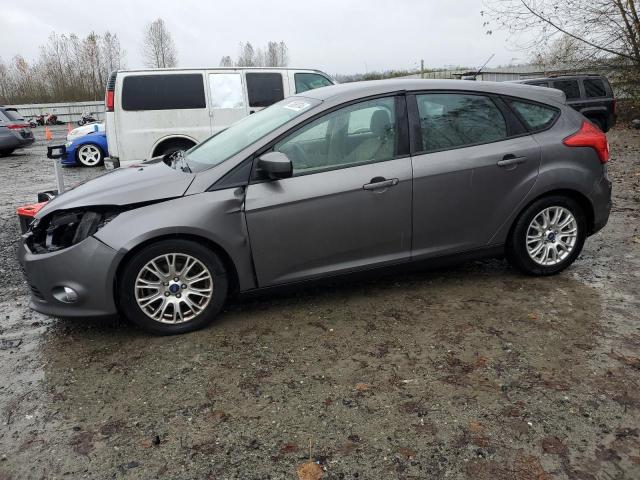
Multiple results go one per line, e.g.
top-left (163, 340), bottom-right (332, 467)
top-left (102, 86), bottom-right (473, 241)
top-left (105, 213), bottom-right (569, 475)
top-left (584, 78), bottom-right (607, 98)
top-left (121, 74), bottom-right (206, 111)
top-left (552, 80), bottom-right (581, 100)
top-left (295, 73), bottom-right (333, 93)
top-left (246, 73), bottom-right (284, 108)
top-left (508, 99), bottom-right (558, 131)
top-left (416, 93), bottom-right (507, 153)
top-left (528, 81), bottom-right (549, 87)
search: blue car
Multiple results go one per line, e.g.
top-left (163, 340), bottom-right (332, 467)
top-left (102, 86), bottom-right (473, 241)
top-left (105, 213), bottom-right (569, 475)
top-left (63, 130), bottom-right (109, 167)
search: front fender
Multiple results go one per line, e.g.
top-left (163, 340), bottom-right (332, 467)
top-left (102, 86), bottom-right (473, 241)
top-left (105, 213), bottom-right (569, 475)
top-left (94, 189), bottom-right (256, 291)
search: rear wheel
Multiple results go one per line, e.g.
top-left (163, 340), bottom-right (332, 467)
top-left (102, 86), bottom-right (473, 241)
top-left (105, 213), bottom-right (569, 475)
top-left (76, 143), bottom-right (104, 167)
top-left (506, 195), bottom-right (587, 276)
top-left (119, 239), bottom-right (228, 335)
top-left (588, 116), bottom-right (606, 132)
top-left (154, 139), bottom-right (195, 158)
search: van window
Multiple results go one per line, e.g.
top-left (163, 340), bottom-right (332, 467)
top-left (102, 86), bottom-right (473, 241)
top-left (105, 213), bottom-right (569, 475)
top-left (416, 93), bottom-right (507, 153)
top-left (209, 73), bottom-right (245, 109)
top-left (552, 80), bottom-right (581, 100)
top-left (246, 73), bottom-right (284, 107)
top-left (508, 99), bottom-right (558, 131)
top-left (121, 74), bottom-right (206, 111)
top-left (295, 73), bottom-right (333, 93)
top-left (584, 78), bottom-right (607, 98)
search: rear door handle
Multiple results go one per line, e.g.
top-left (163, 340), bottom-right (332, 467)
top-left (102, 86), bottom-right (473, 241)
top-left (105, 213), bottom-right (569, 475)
top-left (497, 155), bottom-right (527, 167)
top-left (363, 177), bottom-right (399, 190)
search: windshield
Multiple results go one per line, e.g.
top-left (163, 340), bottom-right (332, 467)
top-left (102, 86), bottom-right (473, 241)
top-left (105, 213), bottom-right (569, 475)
top-left (185, 97), bottom-right (321, 172)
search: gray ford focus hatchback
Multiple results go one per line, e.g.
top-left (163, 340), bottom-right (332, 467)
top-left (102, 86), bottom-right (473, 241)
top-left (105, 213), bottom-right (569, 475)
top-left (18, 79), bottom-right (612, 334)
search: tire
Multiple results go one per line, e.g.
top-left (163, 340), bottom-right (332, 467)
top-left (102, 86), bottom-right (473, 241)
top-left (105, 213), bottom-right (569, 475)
top-left (0, 149), bottom-right (15, 157)
top-left (506, 195), bottom-right (587, 276)
top-left (155, 140), bottom-right (195, 158)
top-left (78, 119), bottom-right (85, 126)
top-left (76, 143), bottom-right (104, 167)
top-left (118, 239), bottom-right (228, 335)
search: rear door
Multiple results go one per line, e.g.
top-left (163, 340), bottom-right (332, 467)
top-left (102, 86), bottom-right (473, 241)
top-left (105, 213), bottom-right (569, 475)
top-left (207, 70), bottom-right (249, 133)
top-left (409, 91), bottom-right (541, 259)
top-left (117, 72), bottom-right (210, 162)
top-left (245, 95), bottom-right (412, 287)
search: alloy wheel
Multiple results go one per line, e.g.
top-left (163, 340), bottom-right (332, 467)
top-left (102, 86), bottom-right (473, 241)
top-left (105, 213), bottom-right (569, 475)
top-left (77, 144), bottom-right (102, 166)
top-left (526, 206), bottom-right (578, 266)
top-left (134, 253), bottom-right (214, 324)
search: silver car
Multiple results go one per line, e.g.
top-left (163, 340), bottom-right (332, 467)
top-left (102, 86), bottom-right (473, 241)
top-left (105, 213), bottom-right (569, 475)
top-left (0, 107), bottom-right (35, 156)
top-left (18, 80), bottom-right (612, 335)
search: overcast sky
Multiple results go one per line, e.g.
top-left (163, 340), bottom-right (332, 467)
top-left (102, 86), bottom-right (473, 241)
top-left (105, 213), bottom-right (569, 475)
top-left (0, 0), bottom-right (523, 74)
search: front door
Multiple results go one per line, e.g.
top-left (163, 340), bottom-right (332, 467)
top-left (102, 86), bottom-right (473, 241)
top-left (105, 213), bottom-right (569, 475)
top-left (409, 92), bottom-right (541, 259)
top-left (244, 96), bottom-right (413, 287)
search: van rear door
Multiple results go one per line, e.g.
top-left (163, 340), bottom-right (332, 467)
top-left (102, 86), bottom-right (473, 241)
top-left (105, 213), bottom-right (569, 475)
top-left (117, 72), bottom-right (210, 162)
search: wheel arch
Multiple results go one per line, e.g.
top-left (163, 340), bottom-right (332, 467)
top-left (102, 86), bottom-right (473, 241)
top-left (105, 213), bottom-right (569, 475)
top-left (114, 233), bottom-right (241, 308)
top-left (508, 188), bottom-right (595, 240)
top-left (150, 135), bottom-right (198, 158)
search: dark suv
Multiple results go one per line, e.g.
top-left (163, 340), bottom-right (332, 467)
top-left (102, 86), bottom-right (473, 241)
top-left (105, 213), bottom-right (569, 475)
top-left (513, 75), bottom-right (616, 132)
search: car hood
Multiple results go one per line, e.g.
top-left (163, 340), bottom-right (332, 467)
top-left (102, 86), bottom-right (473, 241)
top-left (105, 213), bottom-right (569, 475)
top-left (37, 161), bottom-right (195, 217)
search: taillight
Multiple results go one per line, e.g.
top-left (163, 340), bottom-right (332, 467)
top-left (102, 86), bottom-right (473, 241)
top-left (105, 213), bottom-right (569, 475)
top-left (7, 123), bottom-right (28, 130)
top-left (105, 90), bottom-right (114, 112)
top-left (563, 120), bottom-right (609, 164)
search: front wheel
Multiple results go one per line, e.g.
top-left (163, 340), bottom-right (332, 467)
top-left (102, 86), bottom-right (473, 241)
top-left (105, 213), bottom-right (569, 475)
top-left (119, 240), bottom-right (228, 335)
top-left (506, 195), bottom-right (587, 276)
top-left (78, 119), bottom-right (85, 126)
top-left (76, 143), bottom-right (104, 167)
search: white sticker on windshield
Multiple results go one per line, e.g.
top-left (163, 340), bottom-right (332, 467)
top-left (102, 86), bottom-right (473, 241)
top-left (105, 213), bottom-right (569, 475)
top-left (283, 100), bottom-right (311, 112)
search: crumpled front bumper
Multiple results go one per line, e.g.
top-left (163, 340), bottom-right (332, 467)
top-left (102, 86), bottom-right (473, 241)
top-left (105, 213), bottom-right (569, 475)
top-left (18, 236), bottom-right (123, 317)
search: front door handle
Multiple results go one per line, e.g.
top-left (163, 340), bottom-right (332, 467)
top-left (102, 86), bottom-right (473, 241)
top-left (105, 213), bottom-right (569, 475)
top-left (363, 177), bottom-right (399, 190)
top-left (497, 155), bottom-right (527, 167)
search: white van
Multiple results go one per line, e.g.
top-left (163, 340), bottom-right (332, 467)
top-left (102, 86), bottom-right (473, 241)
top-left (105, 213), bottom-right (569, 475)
top-left (104, 67), bottom-right (334, 167)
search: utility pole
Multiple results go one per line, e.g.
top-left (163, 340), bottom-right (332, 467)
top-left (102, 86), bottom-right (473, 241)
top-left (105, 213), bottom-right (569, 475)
top-left (421, 59), bottom-right (424, 79)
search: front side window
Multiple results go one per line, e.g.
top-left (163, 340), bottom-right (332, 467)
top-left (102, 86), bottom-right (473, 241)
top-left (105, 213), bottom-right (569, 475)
top-left (584, 78), bottom-right (607, 98)
top-left (246, 72), bottom-right (284, 107)
top-left (185, 97), bottom-right (320, 172)
top-left (121, 74), bottom-right (206, 111)
top-left (552, 80), bottom-right (581, 100)
top-left (295, 73), bottom-right (333, 94)
top-left (416, 93), bottom-right (507, 153)
top-left (275, 97), bottom-right (397, 175)
top-left (508, 99), bottom-right (558, 131)
top-left (209, 73), bottom-right (245, 109)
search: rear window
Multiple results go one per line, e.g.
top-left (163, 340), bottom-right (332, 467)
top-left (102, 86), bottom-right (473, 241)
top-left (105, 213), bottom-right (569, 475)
top-left (295, 73), bottom-right (333, 93)
top-left (2, 109), bottom-right (24, 121)
top-left (121, 74), bottom-right (206, 111)
top-left (246, 72), bottom-right (284, 108)
top-left (527, 81), bottom-right (549, 87)
top-left (552, 80), bottom-right (581, 100)
top-left (584, 78), bottom-right (607, 98)
top-left (508, 99), bottom-right (558, 131)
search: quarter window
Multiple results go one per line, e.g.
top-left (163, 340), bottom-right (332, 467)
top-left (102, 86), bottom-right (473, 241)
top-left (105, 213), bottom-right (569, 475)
top-left (584, 78), bottom-right (607, 98)
top-left (209, 73), bottom-right (245, 109)
top-left (552, 80), bottom-right (581, 100)
top-left (275, 97), bottom-right (397, 175)
top-left (295, 73), bottom-right (333, 93)
top-left (508, 99), bottom-right (558, 131)
top-left (246, 72), bottom-right (284, 107)
top-left (121, 74), bottom-right (206, 111)
top-left (416, 93), bottom-right (507, 153)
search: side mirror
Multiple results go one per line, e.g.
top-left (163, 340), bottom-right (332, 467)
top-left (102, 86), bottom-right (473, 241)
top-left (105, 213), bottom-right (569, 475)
top-left (258, 151), bottom-right (293, 180)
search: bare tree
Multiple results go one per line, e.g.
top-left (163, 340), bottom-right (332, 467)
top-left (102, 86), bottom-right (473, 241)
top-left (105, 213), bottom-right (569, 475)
top-left (226, 41), bottom-right (289, 67)
top-left (219, 55), bottom-right (233, 67)
top-left (236, 42), bottom-right (256, 67)
top-left (482, 0), bottom-right (640, 68)
top-left (142, 18), bottom-right (177, 68)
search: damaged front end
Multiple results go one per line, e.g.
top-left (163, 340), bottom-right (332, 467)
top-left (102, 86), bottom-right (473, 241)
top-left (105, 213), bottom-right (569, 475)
top-left (25, 207), bottom-right (121, 254)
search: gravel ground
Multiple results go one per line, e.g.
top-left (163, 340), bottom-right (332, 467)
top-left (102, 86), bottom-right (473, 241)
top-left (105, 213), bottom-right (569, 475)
top-left (0, 124), bottom-right (639, 479)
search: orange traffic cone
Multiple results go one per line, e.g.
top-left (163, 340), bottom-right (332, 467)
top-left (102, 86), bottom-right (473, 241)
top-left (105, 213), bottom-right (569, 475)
top-left (44, 126), bottom-right (53, 141)
top-left (67, 123), bottom-right (73, 134)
